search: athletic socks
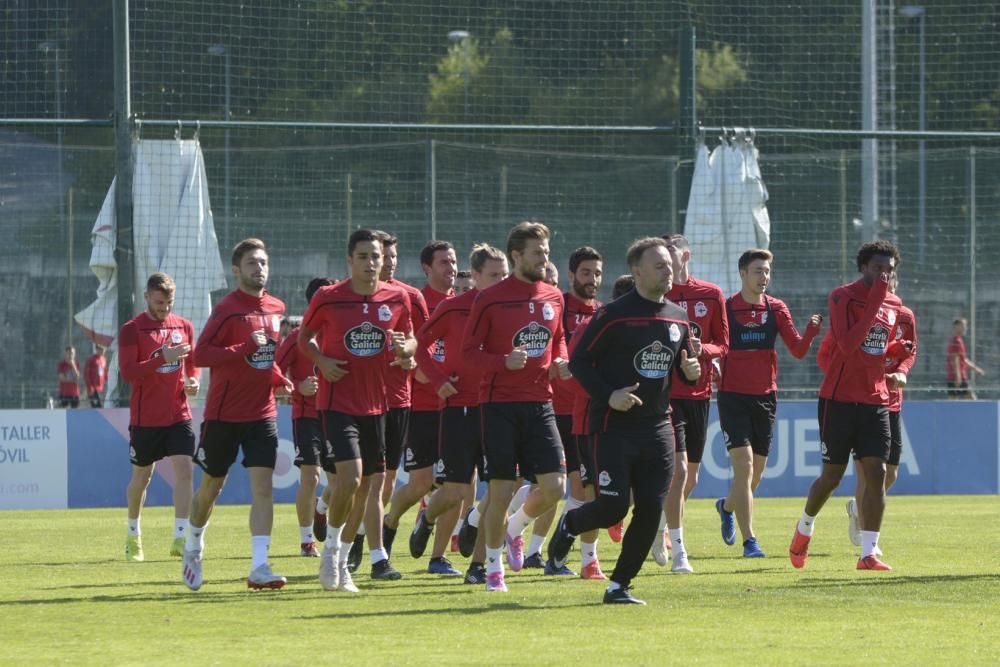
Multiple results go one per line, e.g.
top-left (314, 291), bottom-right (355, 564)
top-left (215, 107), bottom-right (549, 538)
top-left (507, 507), bottom-right (534, 539)
top-left (467, 505), bottom-right (481, 528)
top-left (527, 533), bottom-right (546, 557)
top-left (370, 547), bottom-right (389, 565)
top-left (507, 484), bottom-right (531, 515)
top-left (325, 524), bottom-right (344, 559)
top-left (338, 541), bottom-right (352, 566)
top-left (606, 580), bottom-right (622, 593)
top-left (174, 518), bottom-right (188, 539)
top-left (658, 510), bottom-right (667, 534)
top-left (127, 518), bottom-right (141, 536)
top-left (315, 496), bottom-right (329, 515)
top-left (861, 530), bottom-right (880, 558)
top-left (560, 496), bottom-right (584, 518)
top-left (357, 522), bottom-right (366, 536)
top-left (798, 512), bottom-right (816, 537)
top-left (668, 527), bottom-right (684, 553)
top-left (300, 526), bottom-right (314, 543)
top-left (486, 547), bottom-right (503, 575)
top-left (452, 518), bottom-right (462, 537)
top-left (580, 540), bottom-right (597, 567)
top-left (186, 522), bottom-right (206, 552)
top-left (250, 535), bottom-right (270, 569)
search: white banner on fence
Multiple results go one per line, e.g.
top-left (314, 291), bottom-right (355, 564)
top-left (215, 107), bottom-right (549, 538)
top-left (0, 410), bottom-right (68, 509)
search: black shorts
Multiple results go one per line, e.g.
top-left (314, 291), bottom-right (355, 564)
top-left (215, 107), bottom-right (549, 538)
top-left (195, 418), bottom-right (278, 478)
top-left (59, 395), bottom-right (80, 409)
top-left (437, 405), bottom-right (482, 484)
top-left (947, 380), bottom-right (972, 398)
top-left (718, 391), bottom-right (777, 457)
top-left (576, 433), bottom-right (595, 487)
top-left (88, 392), bottom-right (102, 408)
top-left (817, 398), bottom-right (890, 465)
top-left (321, 411), bottom-right (386, 477)
top-left (887, 410), bottom-right (902, 467)
top-left (293, 417), bottom-right (334, 472)
top-left (130, 420), bottom-right (196, 467)
top-left (384, 407), bottom-right (410, 472)
top-left (593, 420), bottom-right (674, 505)
top-left (669, 398), bottom-right (710, 463)
top-left (405, 410), bottom-right (440, 472)
top-left (556, 414), bottom-right (582, 480)
top-left (481, 401), bottom-right (566, 482)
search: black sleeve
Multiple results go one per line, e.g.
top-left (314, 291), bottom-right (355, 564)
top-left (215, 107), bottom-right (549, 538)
top-left (568, 307), bottom-right (617, 405)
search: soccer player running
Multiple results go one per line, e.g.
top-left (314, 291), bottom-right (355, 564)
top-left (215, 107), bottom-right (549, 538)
top-left (548, 237), bottom-right (700, 605)
top-left (410, 244), bottom-right (509, 581)
top-left (790, 240), bottom-right (902, 571)
top-left (84, 345), bottom-right (107, 408)
top-left (120, 272), bottom-right (200, 562)
top-left (461, 221), bottom-right (570, 593)
top-left (383, 241), bottom-right (456, 564)
top-left (184, 239), bottom-right (293, 591)
top-left (545, 246), bottom-right (606, 579)
top-left (653, 234), bottom-right (728, 574)
top-left (840, 273), bottom-right (917, 550)
top-left (275, 277), bottom-right (335, 558)
top-left (299, 229), bottom-right (416, 592)
top-left (716, 249), bottom-right (822, 558)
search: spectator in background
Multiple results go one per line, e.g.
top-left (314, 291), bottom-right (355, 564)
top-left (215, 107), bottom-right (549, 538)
top-left (947, 318), bottom-right (985, 399)
top-left (84, 345), bottom-right (107, 408)
top-left (57, 346), bottom-right (81, 408)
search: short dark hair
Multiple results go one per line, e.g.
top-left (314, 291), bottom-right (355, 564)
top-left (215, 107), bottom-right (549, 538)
top-left (954, 317), bottom-right (967, 326)
top-left (305, 277), bottom-right (334, 302)
top-left (469, 243), bottom-right (506, 272)
top-left (348, 229), bottom-right (381, 256)
top-left (456, 270), bottom-right (472, 280)
top-left (738, 248), bottom-right (773, 272)
top-left (506, 221), bottom-right (550, 260)
top-left (420, 240), bottom-right (454, 268)
top-left (374, 230), bottom-right (398, 248)
top-left (626, 237), bottom-right (668, 267)
top-left (856, 240), bottom-right (901, 271)
top-left (612, 274), bottom-right (635, 299)
top-left (662, 234), bottom-right (690, 252)
top-left (232, 238), bottom-right (266, 267)
top-left (568, 246), bottom-right (602, 274)
top-left (146, 272), bottom-right (176, 294)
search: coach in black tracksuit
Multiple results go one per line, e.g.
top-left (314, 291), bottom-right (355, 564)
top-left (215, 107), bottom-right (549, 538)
top-left (549, 236), bottom-right (701, 605)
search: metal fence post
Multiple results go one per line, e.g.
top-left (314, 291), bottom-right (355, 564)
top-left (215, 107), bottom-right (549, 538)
top-left (968, 146), bottom-right (977, 393)
top-left (113, 0), bottom-right (135, 406)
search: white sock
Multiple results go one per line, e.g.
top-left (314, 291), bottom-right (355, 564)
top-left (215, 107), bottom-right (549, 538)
top-left (174, 518), bottom-right (188, 539)
top-left (606, 580), bottom-right (622, 592)
top-left (127, 518), bottom-right (140, 536)
top-left (560, 496), bottom-right (584, 518)
top-left (528, 533), bottom-right (546, 556)
top-left (860, 530), bottom-right (880, 558)
top-left (370, 547), bottom-right (388, 565)
top-left (506, 507), bottom-right (534, 539)
top-left (452, 518), bottom-right (462, 537)
top-left (328, 523), bottom-right (344, 547)
top-left (323, 536), bottom-right (339, 558)
top-left (357, 522), bottom-right (366, 537)
top-left (507, 484), bottom-right (531, 515)
top-left (250, 535), bottom-right (270, 570)
top-left (468, 506), bottom-right (481, 528)
top-left (668, 527), bottom-right (684, 553)
top-left (657, 510), bottom-right (667, 533)
top-left (581, 540), bottom-right (597, 567)
top-left (486, 547), bottom-right (504, 575)
top-left (316, 496), bottom-right (329, 514)
top-left (300, 526), bottom-right (314, 543)
top-left (186, 522), bottom-right (206, 552)
top-left (338, 541), bottom-right (353, 565)
top-left (798, 512), bottom-right (816, 537)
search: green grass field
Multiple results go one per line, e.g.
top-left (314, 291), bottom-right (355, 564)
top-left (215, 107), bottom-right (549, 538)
top-left (3, 495), bottom-right (999, 665)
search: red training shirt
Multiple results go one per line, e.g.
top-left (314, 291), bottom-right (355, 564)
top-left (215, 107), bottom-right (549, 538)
top-left (84, 354), bottom-right (107, 393)
top-left (946, 335), bottom-right (968, 383)
top-left (57, 360), bottom-right (80, 398)
top-left (275, 327), bottom-right (318, 420)
top-left (410, 284), bottom-right (453, 412)
top-left (886, 304), bottom-right (917, 412)
top-left (382, 279), bottom-right (429, 410)
top-left (667, 276), bottom-right (729, 400)
top-left (415, 287), bottom-right (481, 409)
top-left (552, 291), bottom-right (600, 415)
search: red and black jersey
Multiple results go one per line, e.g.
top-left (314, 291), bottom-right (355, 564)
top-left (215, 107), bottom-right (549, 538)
top-left (569, 290), bottom-right (694, 434)
top-left (275, 327), bottom-right (318, 420)
top-left (119, 311), bottom-right (199, 427)
top-left (301, 280), bottom-right (413, 416)
top-left (461, 275), bottom-right (569, 404)
top-left (552, 291), bottom-right (600, 415)
top-left (84, 354), bottom-right (107, 393)
top-left (57, 361), bottom-right (80, 397)
top-left (415, 287), bottom-right (480, 409)
top-left (886, 304), bottom-right (917, 412)
top-left (565, 314), bottom-right (594, 435)
top-left (194, 289), bottom-right (287, 422)
top-left (382, 279), bottom-right (430, 409)
top-left (719, 292), bottom-right (820, 396)
top-left (819, 278), bottom-right (902, 405)
top-left (410, 284), bottom-right (453, 412)
top-left (667, 277), bottom-right (728, 400)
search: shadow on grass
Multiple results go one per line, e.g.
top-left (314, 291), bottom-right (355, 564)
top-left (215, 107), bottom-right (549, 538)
top-left (788, 573), bottom-right (1000, 589)
top-left (301, 599), bottom-right (598, 619)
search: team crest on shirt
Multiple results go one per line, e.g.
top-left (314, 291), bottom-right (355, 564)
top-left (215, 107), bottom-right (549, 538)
top-left (668, 323), bottom-right (681, 342)
top-left (344, 321), bottom-right (386, 357)
top-left (431, 338), bottom-right (446, 362)
top-left (694, 301), bottom-right (708, 318)
top-left (170, 330), bottom-right (183, 344)
top-left (512, 321), bottom-right (552, 358)
top-left (541, 302), bottom-right (555, 321)
top-left (435, 459), bottom-right (445, 475)
top-left (861, 323), bottom-right (890, 356)
top-left (246, 337), bottom-right (277, 369)
top-left (879, 307), bottom-right (897, 326)
top-left (151, 347), bottom-right (183, 374)
top-left (634, 340), bottom-right (673, 379)
top-left (378, 304), bottom-right (393, 322)
top-left (598, 471), bottom-right (611, 487)
top-left (405, 448), bottom-right (414, 462)
top-left (759, 311), bottom-right (768, 324)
